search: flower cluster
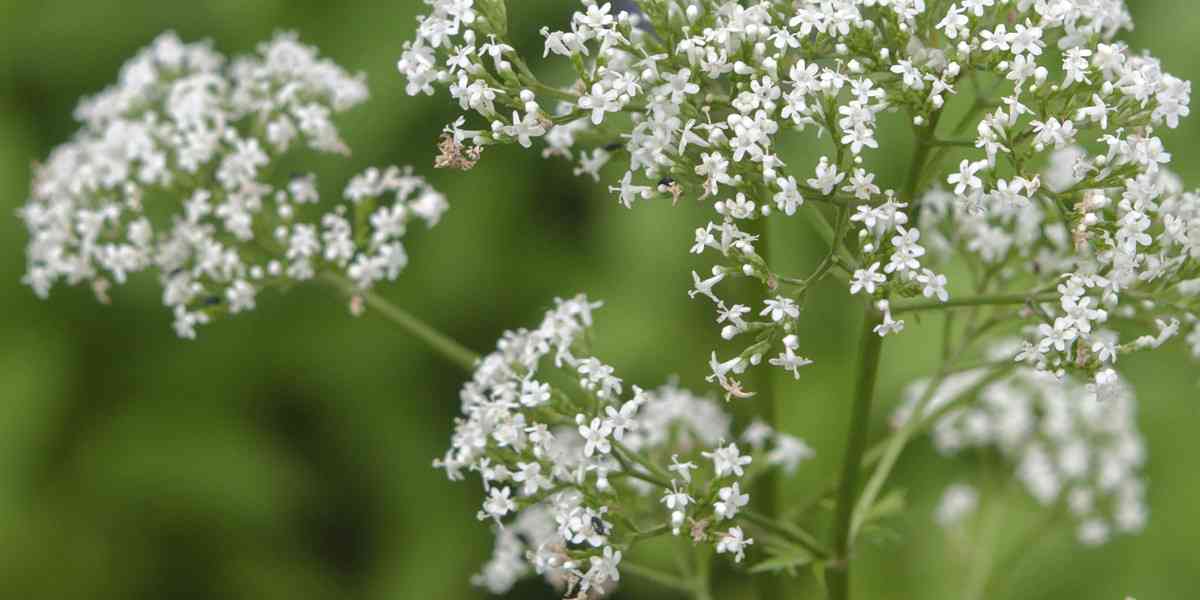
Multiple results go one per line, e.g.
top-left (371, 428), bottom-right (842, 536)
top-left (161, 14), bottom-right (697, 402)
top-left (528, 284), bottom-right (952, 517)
top-left (20, 32), bottom-right (448, 338)
top-left (437, 294), bottom-right (813, 595)
top-left (897, 364), bottom-right (1146, 547)
top-left (399, 0), bottom-right (1198, 399)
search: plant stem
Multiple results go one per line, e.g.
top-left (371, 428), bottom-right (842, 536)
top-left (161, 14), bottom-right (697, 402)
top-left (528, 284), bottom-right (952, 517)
top-left (827, 305), bottom-right (886, 600)
top-left (621, 561), bottom-right (695, 594)
top-left (741, 510), bottom-right (830, 558)
top-left (321, 273), bottom-right (480, 372)
top-left (754, 211), bottom-right (787, 600)
top-left (891, 291), bottom-right (1058, 315)
top-left (694, 544), bottom-right (714, 600)
top-left (976, 506), bottom-right (1064, 600)
top-left (788, 361), bottom-right (1012, 521)
top-left (613, 440), bottom-right (674, 487)
top-left (904, 115), bottom-right (939, 205)
top-left (848, 366), bottom-right (950, 540)
top-left (963, 461), bottom-right (1010, 600)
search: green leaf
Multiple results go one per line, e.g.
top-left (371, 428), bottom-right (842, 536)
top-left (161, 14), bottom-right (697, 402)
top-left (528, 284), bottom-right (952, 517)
top-left (812, 560), bottom-right (828, 593)
top-left (749, 547), bottom-right (814, 575)
top-left (863, 488), bottom-right (907, 524)
top-left (476, 0), bottom-right (508, 37)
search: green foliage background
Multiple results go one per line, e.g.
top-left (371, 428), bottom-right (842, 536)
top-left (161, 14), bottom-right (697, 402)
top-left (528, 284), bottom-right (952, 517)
top-left (1, 1), bottom-right (1198, 598)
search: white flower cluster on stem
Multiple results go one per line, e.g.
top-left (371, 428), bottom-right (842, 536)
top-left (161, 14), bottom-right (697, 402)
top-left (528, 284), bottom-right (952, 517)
top-left (21, 2), bottom-right (1200, 598)
top-left (398, 0), bottom-right (1200, 402)
top-left (898, 364), bottom-right (1146, 547)
top-left (398, 1), bottom-right (1200, 596)
top-left (436, 294), bottom-right (815, 594)
top-left (20, 32), bottom-right (448, 338)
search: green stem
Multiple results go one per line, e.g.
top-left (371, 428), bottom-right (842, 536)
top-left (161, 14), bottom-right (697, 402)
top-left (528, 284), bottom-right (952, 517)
top-left (930, 138), bottom-right (976, 148)
top-left (789, 361), bottom-right (1013, 521)
top-left (621, 560), bottom-right (695, 594)
top-left (741, 510), bottom-right (830, 559)
top-left (629, 523), bottom-right (672, 543)
top-left (613, 440), bottom-right (674, 486)
top-left (848, 365), bottom-right (951, 539)
top-left (827, 306), bottom-right (886, 600)
top-left (321, 273), bottom-right (480, 372)
top-left (892, 291), bottom-right (1058, 315)
top-left (904, 120), bottom-right (938, 205)
top-left (694, 544), bottom-right (714, 600)
top-left (751, 213), bottom-right (789, 600)
top-left (964, 460), bottom-right (1017, 600)
top-left (976, 507), bottom-right (1063, 600)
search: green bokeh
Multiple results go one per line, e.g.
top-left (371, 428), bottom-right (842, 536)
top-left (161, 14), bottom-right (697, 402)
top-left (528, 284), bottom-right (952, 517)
top-left (0, 1), bottom-right (1198, 599)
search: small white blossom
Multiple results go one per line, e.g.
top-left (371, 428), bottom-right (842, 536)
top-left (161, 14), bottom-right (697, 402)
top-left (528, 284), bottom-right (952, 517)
top-left (715, 526), bottom-right (754, 563)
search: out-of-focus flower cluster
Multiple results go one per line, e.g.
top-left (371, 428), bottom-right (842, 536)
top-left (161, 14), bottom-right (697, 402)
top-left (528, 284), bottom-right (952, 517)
top-left (437, 294), bottom-right (813, 595)
top-left (21, 32), bottom-right (448, 338)
top-left (399, 0), bottom-right (1199, 399)
top-left (897, 363), bottom-right (1146, 547)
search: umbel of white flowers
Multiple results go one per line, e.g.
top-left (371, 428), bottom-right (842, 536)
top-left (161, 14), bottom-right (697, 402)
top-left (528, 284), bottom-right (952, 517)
top-left (398, 0), bottom-right (1200, 400)
top-left (438, 294), bottom-right (815, 594)
top-left (897, 342), bottom-right (1147, 547)
top-left (19, 32), bottom-right (448, 338)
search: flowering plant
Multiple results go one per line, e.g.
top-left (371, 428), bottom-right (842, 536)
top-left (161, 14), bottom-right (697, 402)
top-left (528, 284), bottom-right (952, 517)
top-left (447, 294), bottom-right (819, 594)
top-left (395, 0), bottom-right (1196, 597)
top-left (19, 1), bottom-right (1200, 599)
top-left (20, 32), bottom-right (449, 339)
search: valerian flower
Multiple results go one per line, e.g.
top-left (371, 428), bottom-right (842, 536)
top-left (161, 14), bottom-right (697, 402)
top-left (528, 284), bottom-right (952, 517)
top-left (398, 0), bottom-right (1199, 401)
top-left (21, 32), bottom-right (447, 338)
top-left (898, 362), bottom-right (1147, 547)
top-left (438, 294), bottom-right (811, 594)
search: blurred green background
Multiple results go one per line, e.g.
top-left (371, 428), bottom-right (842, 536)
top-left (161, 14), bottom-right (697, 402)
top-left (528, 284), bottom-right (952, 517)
top-left (2, 1), bottom-right (1199, 599)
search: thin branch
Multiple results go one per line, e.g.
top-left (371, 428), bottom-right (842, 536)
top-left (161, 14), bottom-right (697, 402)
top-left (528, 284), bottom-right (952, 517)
top-left (892, 291), bottom-right (1058, 315)
top-left (321, 273), bottom-right (480, 372)
top-left (827, 305), bottom-right (886, 600)
top-left (741, 510), bottom-right (831, 559)
top-left (620, 561), bottom-right (696, 594)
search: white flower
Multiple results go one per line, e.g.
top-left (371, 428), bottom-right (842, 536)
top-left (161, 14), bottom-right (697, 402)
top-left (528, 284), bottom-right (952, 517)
top-left (935, 483), bottom-right (979, 527)
top-left (761, 296), bottom-right (800, 322)
top-left (610, 171), bottom-right (652, 208)
top-left (1077, 95), bottom-right (1112, 130)
top-left (1038, 318), bottom-right (1079, 353)
top-left (917, 269), bottom-right (950, 302)
top-left (936, 4), bottom-right (969, 40)
top-left (605, 400), bottom-right (640, 441)
top-left (669, 456), bottom-right (697, 483)
top-left (715, 526), bottom-right (754, 563)
top-left (767, 434), bottom-right (815, 474)
top-left (579, 82), bottom-right (620, 125)
top-left (513, 462), bottom-right (552, 496)
top-left (774, 176), bottom-right (804, 215)
top-left (1063, 48), bottom-right (1094, 86)
top-left (707, 353), bottom-right (746, 388)
top-left (851, 263), bottom-right (887, 296)
top-left (225, 280), bottom-right (257, 314)
top-left (891, 60), bottom-right (925, 90)
top-left (740, 420), bottom-right (774, 451)
top-left (586, 546), bottom-right (622, 587)
top-left (690, 269), bottom-right (727, 302)
top-left (577, 414), bottom-right (613, 457)
top-left (807, 156), bottom-right (845, 195)
top-left (479, 487), bottom-right (516, 523)
top-left (703, 443), bottom-right (752, 478)
top-left (662, 481), bottom-right (694, 511)
top-left (769, 348), bottom-right (814, 379)
top-left (714, 483), bottom-right (749, 520)
top-left (501, 111), bottom-right (546, 148)
top-left (947, 159), bottom-right (986, 195)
